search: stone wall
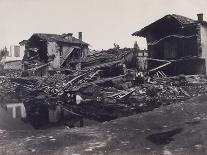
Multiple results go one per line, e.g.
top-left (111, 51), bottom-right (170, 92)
top-left (47, 42), bottom-right (60, 68)
top-left (4, 61), bottom-right (22, 70)
top-left (200, 25), bottom-right (207, 74)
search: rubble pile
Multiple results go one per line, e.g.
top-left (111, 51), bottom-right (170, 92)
top-left (18, 71), bottom-right (207, 122)
top-left (0, 69), bottom-right (23, 102)
top-left (0, 69), bottom-right (22, 77)
top-left (0, 76), bottom-right (22, 103)
top-left (1, 49), bottom-right (207, 124)
top-left (36, 73), bottom-right (73, 96)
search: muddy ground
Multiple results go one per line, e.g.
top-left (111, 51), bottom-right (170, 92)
top-left (0, 95), bottom-right (207, 155)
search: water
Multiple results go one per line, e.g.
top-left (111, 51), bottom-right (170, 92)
top-left (0, 102), bottom-right (33, 130)
top-left (0, 102), bottom-right (99, 130)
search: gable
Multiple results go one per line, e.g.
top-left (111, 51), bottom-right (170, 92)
top-left (132, 14), bottom-right (197, 37)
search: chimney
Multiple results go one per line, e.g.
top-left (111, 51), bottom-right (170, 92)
top-left (64, 33), bottom-right (73, 41)
top-left (78, 32), bottom-right (82, 41)
top-left (197, 13), bottom-right (203, 22)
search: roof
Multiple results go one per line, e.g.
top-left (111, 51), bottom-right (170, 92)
top-left (132, 14), bottom-right (200, 37)
top-left (19, 40), bottom-right (28, 45)
top-left (171, 14), bottom-right (196, 25)
top-left (68, 48), bottom-right (134, 69)
top-left (29, 33), bottom-right (89, 46)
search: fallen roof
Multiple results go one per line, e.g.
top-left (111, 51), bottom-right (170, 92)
top-left (68, 48), bottom-right (133, 65)
top-left (132, 14), bottom-right (198, 37)
top-left (29, 33), bottom-right (89, 45)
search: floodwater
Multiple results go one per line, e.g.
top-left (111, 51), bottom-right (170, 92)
top-left (0, 102), bottom-right (99, 131)
top-left (0, 102), bottom-right (33, 130)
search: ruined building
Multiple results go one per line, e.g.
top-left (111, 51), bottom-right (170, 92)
top-left (133, 13), bottom-right (207, 75)
top-left (21, 32), bottom-right (89, 76)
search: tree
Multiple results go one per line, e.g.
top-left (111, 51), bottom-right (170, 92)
top-left (0, 46), bottom-right (8, 60)
top-left (4, 46), bottom-right (8, 56)
top-left (134, 41), bottom-right (140, 52)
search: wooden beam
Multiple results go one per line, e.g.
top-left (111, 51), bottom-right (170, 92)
top-left (149, 62), bottom-right (172, 73)
top-left (147, 58), bottom-right (171, 63)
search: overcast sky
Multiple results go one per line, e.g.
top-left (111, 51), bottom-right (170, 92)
top-left (0, 0), bottom-right (207, 50)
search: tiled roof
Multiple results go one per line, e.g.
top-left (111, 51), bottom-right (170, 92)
top-left (132, 14), bottom-right (198, 37)
top-left (171, 14), bottom-right (196, 25)
top-left (30, 33), bottom-right (89, 45)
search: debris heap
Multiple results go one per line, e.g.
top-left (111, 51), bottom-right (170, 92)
top-left (1, 48), bottom-right (207, 124)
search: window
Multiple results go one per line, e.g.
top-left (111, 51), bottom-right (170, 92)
top-left (60, 46), bottom-right (63, 56)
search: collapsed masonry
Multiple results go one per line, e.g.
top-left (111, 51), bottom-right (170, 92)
top-left (2, 46), bottom-right (207, 128)
top-left (4, 13), bottom-right (207, 127)
top-left (21, 33), bottom-right (89, 76)
top-left (0, 47), bottom-right (146, 127)
top-left (8, 70), bottom-right (207, 128)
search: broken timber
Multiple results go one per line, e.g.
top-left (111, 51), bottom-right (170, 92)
top-left (149, 61), bottom-right (172, 73)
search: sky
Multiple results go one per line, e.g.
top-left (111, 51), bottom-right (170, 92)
top-left (0, 0), bottom-right (207, 50)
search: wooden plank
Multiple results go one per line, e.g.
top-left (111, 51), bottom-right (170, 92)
top-left (147, 58), bottom-right (171, 63)
top-left (27, 63), bottom-right (50, 71)
top-left (149, 62), bottom-right (172, 73)
top-left (93, 75), bottom-right (125, 84)
top-left (63, 73), bottom-right (86, 90)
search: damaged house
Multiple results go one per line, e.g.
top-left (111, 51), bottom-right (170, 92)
top-left (22, 32), bottom-right (89, 76)
top-left (133, 13), bottom-right (207, 75)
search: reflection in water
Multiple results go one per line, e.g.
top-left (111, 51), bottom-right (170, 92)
top-left (0, 102), bottom-right (33, 130)
top-left (0, 102), bottom-right (99, 130)
top-left (6, 103), bottom-right (26, 119)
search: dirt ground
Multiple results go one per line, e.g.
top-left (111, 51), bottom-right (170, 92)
top-left (1, 95), bottom-right (207, 155)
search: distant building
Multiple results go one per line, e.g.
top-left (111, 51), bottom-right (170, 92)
top-left (9, 45), bottom-right (24, 58)
top-left (19, 40), bottom-right (28, 58)
top-left (9, 45), bottom-right (20, 57)
top-left (0, 45), bottom-right (24, 70)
